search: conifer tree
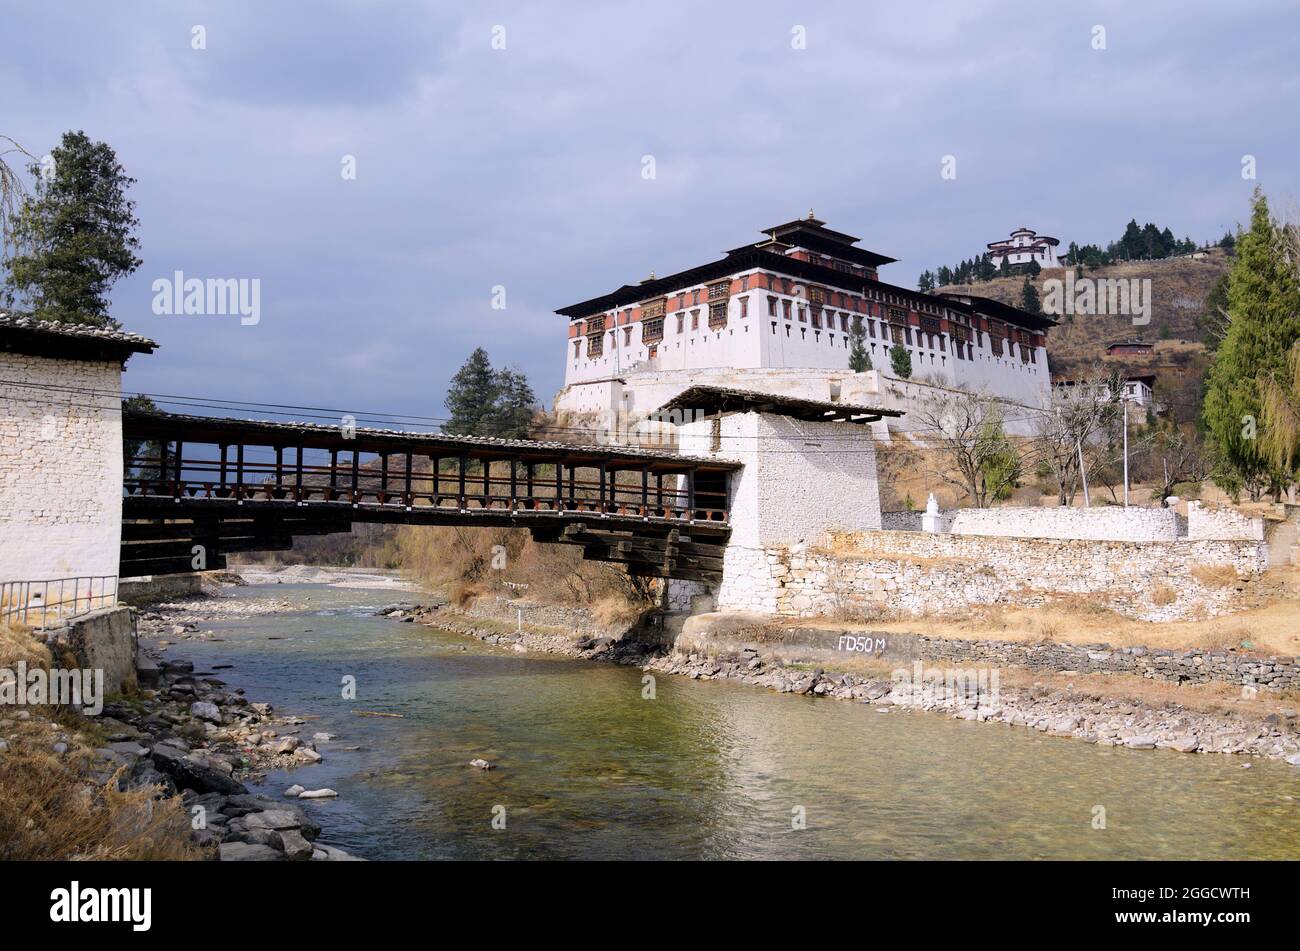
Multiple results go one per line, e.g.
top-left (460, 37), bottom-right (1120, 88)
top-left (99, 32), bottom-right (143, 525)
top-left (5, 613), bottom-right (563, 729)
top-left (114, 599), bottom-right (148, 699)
top-left (848, 316), bottom-right (871, 372)
top-left (1202, 188), bottom-right (1300, 498)
top-left (5, 130), bottom-right (141, 326)
top-left (1019, 277), bottom-right (1041, 314)
top-left (889, 343), bottom-right (912, 379)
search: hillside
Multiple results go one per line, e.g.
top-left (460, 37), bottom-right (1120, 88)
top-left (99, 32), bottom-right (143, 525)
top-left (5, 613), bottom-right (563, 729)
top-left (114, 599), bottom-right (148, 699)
top-left (939, 249), bottom-right (1231, 422)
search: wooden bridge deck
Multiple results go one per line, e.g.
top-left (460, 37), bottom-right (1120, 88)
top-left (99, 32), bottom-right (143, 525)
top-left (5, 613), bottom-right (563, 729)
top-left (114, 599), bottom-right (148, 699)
top-left (121, 411), bottom-right (736, 583)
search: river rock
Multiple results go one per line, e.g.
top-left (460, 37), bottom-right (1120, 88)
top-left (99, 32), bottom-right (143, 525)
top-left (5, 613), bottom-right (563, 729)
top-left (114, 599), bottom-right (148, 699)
top-left (298, 788), bottom-right (339, 799)
top-left (469, 759), bottom-right (492, 770)
top-left (245, 809), bottom-right (304, 831)
top-left (190, 701), bottom-right (222, 723)
top-left (278, 828), bottom-right (314, 861)
top-left (150, 743), bottom-right (248, 795)
top-left (275, 736), bottom-right (300, 754)
top-left (311, 843), bottom-right (364, 861)
top-left (284, 784), bottom-right (305, 798)
top-left (218, 841), bottom-right (283, 862)
top-left (1286, 754), bottom-right (1300, 766)
top-left (1123, 735), bottom-right (1158, 750)
top-left (1169, 736), bottom-right (1200, 753)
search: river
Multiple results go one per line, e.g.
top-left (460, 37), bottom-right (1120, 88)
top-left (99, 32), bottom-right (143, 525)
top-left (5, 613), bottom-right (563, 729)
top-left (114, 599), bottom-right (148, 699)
top-left (168, 581), bottom-right (1300, 860)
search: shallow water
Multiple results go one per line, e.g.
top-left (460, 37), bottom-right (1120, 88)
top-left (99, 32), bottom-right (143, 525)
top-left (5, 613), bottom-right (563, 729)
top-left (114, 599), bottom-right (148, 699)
top-left (170, 583), bottom-right (1300, 860)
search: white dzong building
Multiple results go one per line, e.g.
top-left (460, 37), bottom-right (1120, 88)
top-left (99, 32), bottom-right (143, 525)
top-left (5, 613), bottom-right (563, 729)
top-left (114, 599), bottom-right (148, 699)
top-left (553, 214), bottom-right (1056, 431)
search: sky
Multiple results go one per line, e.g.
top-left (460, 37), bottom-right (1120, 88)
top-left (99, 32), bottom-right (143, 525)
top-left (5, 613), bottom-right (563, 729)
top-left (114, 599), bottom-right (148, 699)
top-left (3, 1), bottom-right (1298, 425)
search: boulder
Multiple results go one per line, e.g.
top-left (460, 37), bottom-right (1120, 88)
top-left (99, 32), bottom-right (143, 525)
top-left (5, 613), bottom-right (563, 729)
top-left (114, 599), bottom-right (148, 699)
top-left (298, 788), bottom-right (339, 799)
top-left (218, 841), bottom-right (283, 862)
top-left (149, 744), bottom-right (247, 796)
top-left (189, 701), bottom-right (222, 723)
top-left (243, 810), bottom-right (302, 830)
top-left (278, 829), bottom-right (314, 861)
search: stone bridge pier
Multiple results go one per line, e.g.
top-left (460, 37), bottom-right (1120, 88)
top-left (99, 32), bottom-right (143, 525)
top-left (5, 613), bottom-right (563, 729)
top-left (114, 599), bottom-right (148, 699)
top-left (656, 386), bottom-right (899, 615)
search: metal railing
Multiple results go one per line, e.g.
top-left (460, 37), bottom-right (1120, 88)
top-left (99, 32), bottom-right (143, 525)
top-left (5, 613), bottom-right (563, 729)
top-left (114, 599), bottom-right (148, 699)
top-left (0, 575), bottom-right (119, 629)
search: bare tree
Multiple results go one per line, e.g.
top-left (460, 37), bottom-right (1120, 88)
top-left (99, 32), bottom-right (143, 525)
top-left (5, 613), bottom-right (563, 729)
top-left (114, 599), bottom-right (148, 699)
top-left (913, 390), bottom-right (1023, 507)
top-left (1142, 423), bottom-right (1210, 503)
top-left (1032, 373), bottom-right (1121, 505)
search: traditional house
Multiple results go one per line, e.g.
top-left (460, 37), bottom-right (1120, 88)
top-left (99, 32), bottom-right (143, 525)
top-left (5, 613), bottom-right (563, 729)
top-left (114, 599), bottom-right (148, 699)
top-left (986, 227), bottom-right (1062, 269)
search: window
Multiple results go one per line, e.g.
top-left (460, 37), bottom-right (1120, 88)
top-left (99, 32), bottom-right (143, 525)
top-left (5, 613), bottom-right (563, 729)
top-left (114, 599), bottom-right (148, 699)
top-left (740, 296), bottom-right (749, 318)
top-left (708, 300), bottom-right (727, 329)
top-left (624, 327), bottom-right (632, 345)
top-left (643, 317), bottom-right (664, 343)
top-left (708, 280), bottom-right (730, 302)
top-left (782, 300), bottom-right (792, 320)
top-left (767, 296), bottom-right (778, 316)
top-left (587, 333), bottom-right (603, 357)
top-left (573, 339), bottom-right (581, 358)
top-left (691, 309), bottom-right (700, 330)
top-left (676, 312), bottom-right (685, 334)
top-left (587, 315), bottom-right (606, 334)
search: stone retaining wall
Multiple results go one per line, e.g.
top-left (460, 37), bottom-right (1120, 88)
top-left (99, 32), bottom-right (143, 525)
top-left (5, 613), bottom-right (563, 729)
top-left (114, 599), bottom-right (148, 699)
top-left (43, 606), bottom-right (137, 693)
top-left (873, 630), bottom-right (1298, 693)
top-left (716, 530), bottom-right (1268, 621)
top-left (676, 613), bottom-right (1299, 694)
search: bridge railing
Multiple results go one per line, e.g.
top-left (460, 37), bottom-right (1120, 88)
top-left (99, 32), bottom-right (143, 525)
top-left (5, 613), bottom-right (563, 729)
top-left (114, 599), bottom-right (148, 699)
top-left (0, 575), bottom-right (119, 630)
top-left (124, 446), bottom-right (730, 523)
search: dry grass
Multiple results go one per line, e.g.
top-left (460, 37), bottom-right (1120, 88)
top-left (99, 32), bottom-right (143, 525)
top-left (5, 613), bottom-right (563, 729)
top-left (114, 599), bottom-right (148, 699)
top-left (395, 524), bottom-right (657, 623)
top-left (1192, 564), bottom-right (1247, 589)
top-left (1150, 584), bottom-right (1178, 606)
top-left (0, 623), bottom-right (203, 861)
top-left (0, 720), bottom-right (202, 860)
top-left (993, 666), bottom-right (1300, 715)
top-left (0, 621), bottom-right (51, 669)
top-left (837, 588), bottom-right (1300, 656)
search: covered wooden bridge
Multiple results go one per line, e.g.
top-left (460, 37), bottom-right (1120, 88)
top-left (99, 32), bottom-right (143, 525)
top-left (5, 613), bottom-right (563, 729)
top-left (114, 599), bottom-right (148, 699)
top-left (121, 411), bottom-right (737, 584)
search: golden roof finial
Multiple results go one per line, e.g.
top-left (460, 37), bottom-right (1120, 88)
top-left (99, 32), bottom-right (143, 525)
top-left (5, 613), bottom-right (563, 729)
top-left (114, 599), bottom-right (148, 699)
top-left (807, 207), bottom-right (816, 220)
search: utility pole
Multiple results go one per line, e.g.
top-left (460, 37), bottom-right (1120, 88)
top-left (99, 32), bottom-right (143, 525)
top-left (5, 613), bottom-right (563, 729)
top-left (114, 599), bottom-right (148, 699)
top-left (1077, 438), bottom-right (1091, 507)
top-left (1122, 399), bottom-right (1130, 507)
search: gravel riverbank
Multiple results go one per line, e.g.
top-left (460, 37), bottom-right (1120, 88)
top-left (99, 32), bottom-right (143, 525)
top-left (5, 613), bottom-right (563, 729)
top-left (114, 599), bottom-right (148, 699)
top-left (396, 601), bottom-right (1300, 766)
top-left (101, 598), bottom-right (367, 861)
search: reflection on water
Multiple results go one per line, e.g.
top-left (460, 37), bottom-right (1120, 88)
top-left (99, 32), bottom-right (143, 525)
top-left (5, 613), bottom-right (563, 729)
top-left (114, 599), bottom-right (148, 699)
top-left (171, 583), bottom-right (1300, 860)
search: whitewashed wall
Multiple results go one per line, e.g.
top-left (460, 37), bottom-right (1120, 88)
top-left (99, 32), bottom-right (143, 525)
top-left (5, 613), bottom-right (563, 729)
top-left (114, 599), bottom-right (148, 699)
top-left (1186, 501), bottom-right (1267, 541)
top-left (674, 411), bottom-right (882, 613)
top-left (0, 352), bottom-right (124, 583)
